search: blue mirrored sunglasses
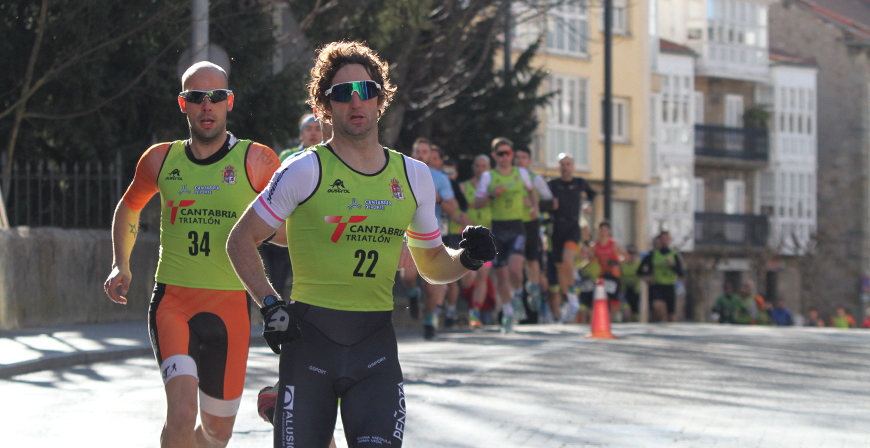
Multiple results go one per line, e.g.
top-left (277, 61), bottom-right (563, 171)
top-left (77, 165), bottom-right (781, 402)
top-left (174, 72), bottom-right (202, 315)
top-left (325, 81), bottom-right (381, 102)
top-left (178, 89), bottom-right (233, 104)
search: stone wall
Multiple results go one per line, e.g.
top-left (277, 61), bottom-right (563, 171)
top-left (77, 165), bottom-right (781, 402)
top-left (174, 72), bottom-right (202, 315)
top-left (770, 1), bottom-right (870, 316)
top-left (0, 227), bottom-right (159, 330)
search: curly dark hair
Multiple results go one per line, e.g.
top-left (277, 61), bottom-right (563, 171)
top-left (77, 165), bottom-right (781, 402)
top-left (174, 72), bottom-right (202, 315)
top-left (306, 41), bottom-right (397, 124)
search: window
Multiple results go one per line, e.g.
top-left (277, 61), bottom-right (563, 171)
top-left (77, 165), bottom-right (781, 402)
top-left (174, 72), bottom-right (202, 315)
top-left (547, 0), bottom-right (588, 56)
top-left (599, 0), bottom-right (629, 35)
top-left (546, 74), bottom-right (589, 168)
top-left (650, 94), bottom-right (659, 175)
top-left (512, 3), bottom-right (543, 51)
top-left (724, 179), bottom-right (745, 214)
top-left (612, 200), bottom-right (636, 246)
top-left (601, 97), bottom-right (630, 143)
top-left (695, 91), bottom-right (704, 123)
top-left (693, 178), bottom-right (705, 212)
top-left (725, 94), bottom-right (743, 128)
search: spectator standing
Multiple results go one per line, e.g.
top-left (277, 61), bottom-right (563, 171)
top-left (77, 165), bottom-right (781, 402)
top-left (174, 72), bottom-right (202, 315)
top-left (712, 283), bottom-right (743, 324)
top-left (804, 308), bottom-right (825, 327)
top-left (769, 300), bottom-right (794, 326)
top-left (830, 306), bottom-right (856, 328)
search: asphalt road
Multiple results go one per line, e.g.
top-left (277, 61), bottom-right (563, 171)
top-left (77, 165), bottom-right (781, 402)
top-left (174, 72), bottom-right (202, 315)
top-left (4, 323), bottom-right (870, 447)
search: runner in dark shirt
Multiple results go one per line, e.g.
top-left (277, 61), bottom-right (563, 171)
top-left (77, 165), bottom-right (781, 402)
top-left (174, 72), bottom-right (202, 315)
top-left (547, 154), bottom-right (596, 322)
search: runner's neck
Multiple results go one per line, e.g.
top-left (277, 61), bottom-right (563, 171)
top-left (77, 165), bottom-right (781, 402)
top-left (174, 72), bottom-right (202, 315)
top-left (189, 131), bottom-right (228, 160)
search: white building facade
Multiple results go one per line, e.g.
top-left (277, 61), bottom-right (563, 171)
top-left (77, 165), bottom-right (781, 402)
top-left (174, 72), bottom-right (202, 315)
top-left (758, 56), bottom-right (818, 255)
top-left (649, 42), bottom-right (697, 251)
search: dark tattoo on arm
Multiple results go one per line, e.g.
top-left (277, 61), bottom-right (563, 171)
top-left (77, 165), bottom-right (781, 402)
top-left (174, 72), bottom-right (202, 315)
top-left (129, 223), bottom-right (138, 235)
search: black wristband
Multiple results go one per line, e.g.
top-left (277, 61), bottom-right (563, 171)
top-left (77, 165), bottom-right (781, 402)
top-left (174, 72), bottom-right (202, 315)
top-left (459, 248), bottom-right (484, 271)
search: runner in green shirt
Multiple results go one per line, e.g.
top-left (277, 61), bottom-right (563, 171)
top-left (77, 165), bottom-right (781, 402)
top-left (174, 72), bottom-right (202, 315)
top-left (226, 41), bottom-right (496, 448)
top-left (474, 137), bottom-right (537, 332)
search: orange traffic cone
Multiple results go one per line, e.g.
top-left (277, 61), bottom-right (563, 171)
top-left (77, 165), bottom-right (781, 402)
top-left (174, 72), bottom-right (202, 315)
top-left (587, 278), bottom-right (616, 339)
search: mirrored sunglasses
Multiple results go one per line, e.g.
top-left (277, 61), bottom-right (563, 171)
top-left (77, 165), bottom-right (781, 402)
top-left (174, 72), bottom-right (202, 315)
top-left (179, 89), bottom-right (233, 104)
top-left (325, 80), bottom-right (381, 102)
top-left (496, 151), bottom-right (513, 157)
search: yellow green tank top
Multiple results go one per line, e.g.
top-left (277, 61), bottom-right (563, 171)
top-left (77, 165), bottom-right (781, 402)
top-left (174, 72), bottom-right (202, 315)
top-left (156, 139), bottom-right (255, 290)
top-left (488, 167), bottom-right (527, 222)
top-left (652, 250), bottom-right (679, 285)
top-left (621, 259), bottom-right (641, 293)
top-left (461, 180), bottom-right (492, 230)
top-left (286, 145), bottom-right (417, 311)
top-left (579, 258), bottom-right (600, 279)
top-left (522, 172), bottom-right (539, 223)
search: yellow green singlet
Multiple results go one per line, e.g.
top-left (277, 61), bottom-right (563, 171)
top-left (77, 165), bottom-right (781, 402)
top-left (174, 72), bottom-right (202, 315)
top-left (488, 167), bottom-right (527, 222)
top-left (156, 139), bottom-right (255, 290)
top-left (285, 145), bottom-right (417, 311)
top-left (463, 180), bottom-right (492, 230)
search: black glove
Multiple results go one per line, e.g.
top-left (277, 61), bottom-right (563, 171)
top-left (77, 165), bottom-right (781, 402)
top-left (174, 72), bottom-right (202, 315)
top-left (458, 225), bottom-right (497, 271)
top-left (260, 299), bottom-right (301, 355)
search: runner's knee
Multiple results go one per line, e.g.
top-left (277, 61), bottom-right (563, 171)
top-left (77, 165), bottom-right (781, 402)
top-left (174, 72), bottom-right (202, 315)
top-left (200, 413), bottom-right (236, 445)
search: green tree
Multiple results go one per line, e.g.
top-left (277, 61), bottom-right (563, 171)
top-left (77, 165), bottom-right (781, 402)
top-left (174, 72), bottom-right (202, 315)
top-left (413, 40), bottom-right (552, 161)
top-left (0, 0), bottom-right (308, 202)
top-left (287, 0), bottom-right (550, 155)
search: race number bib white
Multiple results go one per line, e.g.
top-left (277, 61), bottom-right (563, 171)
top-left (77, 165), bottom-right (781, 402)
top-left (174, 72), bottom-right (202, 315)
top-left (604, 279), bottom-right (619, 295)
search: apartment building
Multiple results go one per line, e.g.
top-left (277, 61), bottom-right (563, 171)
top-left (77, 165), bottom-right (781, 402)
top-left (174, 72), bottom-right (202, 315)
top-left (656, 0), bottom-right (818, 320)
top-left (769, 0), bottom-right (870, 317)
top-left (514, 0), bottom-right (652, 248)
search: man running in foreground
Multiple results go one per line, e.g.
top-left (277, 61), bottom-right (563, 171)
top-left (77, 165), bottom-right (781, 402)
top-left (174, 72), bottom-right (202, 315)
top-left (104, 61), bottom-right (280, 448)
top-left (226, 41), bottom-right (496, 448)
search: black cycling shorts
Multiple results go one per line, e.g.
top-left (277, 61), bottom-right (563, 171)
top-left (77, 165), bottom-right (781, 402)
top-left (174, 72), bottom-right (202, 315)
top-left (551, 223), bottom-right (581, 262)
top-left (649, 284), bottom-right (676, 314)
top-left (545, 251), bottom-right (559, 291)
top-left (274, 303), bottom-right (405, 448)
top-left (491, 220), bottom-right (526, 268)
top-left (523, 220), bottom-right (543, 262)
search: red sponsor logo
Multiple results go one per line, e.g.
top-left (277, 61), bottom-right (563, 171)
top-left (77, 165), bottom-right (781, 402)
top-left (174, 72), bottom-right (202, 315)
top-left (165, 200), bottom-right (196, 224)
top-left (324, 215), bottom-right (367, 242)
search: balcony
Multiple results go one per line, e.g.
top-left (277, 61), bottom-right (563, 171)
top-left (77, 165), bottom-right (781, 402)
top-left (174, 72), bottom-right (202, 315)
top-left (690, 42), bottom-right (770, 83)
top-left (694, 125), bottom-right (769, 168)
top-left (694, 212), bottom-right (768, 248)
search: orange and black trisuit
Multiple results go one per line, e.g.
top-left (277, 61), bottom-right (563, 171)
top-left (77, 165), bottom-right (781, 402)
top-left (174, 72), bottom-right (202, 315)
top-left (122, 132), bottom-right (279, 417)
top-left (593, 237), bottom-right (622, 302)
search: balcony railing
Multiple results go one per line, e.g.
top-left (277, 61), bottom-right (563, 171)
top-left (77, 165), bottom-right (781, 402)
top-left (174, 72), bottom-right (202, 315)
top-left (694, 212), bottom-right (768, 247)
top-left (695, 125), bottom-right (769, 161)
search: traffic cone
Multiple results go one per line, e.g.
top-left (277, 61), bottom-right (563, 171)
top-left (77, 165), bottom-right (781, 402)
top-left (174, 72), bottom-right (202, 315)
top-left (587, 278), bottom-right (616, 339)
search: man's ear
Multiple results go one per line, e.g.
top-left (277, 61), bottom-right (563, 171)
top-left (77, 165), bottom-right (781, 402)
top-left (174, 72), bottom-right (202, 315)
top-left (227, 93), bottom-right (234, 112)
top-left (178, 96), bottom-right (187, 114)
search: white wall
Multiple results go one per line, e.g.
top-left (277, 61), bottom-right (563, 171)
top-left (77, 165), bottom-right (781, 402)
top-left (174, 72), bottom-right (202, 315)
top-left (760, 64), bottom-right (818, 254)
top-left (650, 52), bottom-right (696, 250)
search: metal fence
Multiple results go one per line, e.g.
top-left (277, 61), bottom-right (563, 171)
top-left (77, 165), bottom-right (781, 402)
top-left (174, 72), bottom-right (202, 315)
top-left (695, 124), bottom-right (769, 161)
top-left (694, 212), bottom-right (769, 247)
top-left (0, 153), bottom-right (123, 229)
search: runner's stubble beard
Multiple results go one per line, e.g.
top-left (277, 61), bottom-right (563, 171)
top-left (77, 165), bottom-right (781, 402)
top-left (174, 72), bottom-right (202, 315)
top-left (189, 114), bottom-right (226, 144)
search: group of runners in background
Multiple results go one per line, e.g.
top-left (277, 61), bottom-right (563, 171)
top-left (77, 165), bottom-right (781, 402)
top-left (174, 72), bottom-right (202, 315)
top-left (399, 135), bottom-right (686, 339)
